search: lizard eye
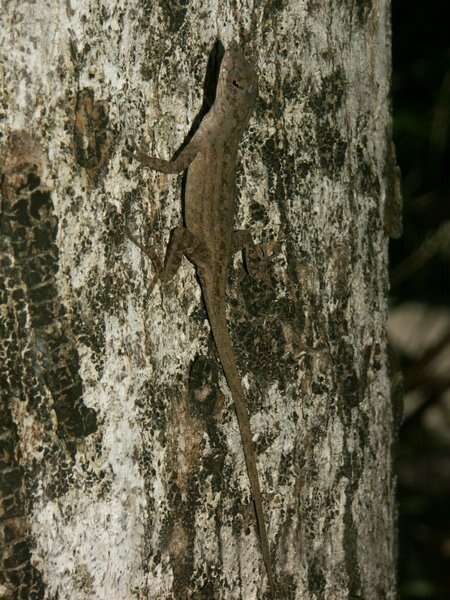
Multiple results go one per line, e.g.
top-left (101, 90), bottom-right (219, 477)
top-left (232, 79), bottom-right (244, 90)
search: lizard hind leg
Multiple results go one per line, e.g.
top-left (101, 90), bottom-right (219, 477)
top-left (162, 226), bottom-right (209, 283)
top-left (232, 229), bottom-right (270, 283)
top-left (126, 227), bottom-right (163, 294)
top-left (126, 226), bottom-right (207, 293)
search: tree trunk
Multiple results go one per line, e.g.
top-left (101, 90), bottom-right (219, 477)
top-left (0, 2), bottom-right (397, 599)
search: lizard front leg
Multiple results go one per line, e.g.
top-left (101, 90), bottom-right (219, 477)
top-left (130, 145), bottom-right (198, 174)
top-left (126, 121), bottom-right (208, 174)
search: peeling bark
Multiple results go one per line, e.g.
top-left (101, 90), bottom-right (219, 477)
top-left (1, 2), bottom-right (396, 599)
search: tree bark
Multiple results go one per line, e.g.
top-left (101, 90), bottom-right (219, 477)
top-left (1, 2), bottom-right (397, 599)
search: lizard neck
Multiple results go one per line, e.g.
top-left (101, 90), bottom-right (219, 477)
top-left (208, 102), bottom-right (250, 141)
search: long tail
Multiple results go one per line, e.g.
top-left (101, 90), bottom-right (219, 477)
top-left (203, 290), bottom-right (276, 595)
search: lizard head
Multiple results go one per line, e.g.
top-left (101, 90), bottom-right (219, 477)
top-left (217, 44), bottom-right (258, 119)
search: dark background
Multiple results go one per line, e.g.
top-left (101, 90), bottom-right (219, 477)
top-left (391, 2), bottom-right (450, 598)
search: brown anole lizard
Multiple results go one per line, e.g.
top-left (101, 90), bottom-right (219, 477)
top-left (128, 43), bottom-right (276, 595)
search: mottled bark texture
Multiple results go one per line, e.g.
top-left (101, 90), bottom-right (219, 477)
top-left (0, 2), bottom-right (396, 599)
